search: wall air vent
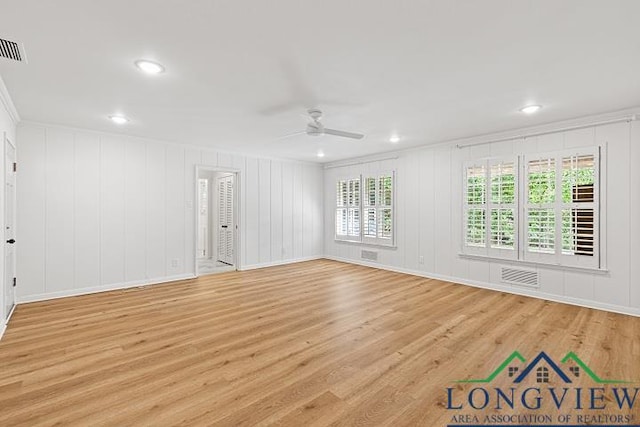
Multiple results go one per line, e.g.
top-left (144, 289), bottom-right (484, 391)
top-left (361, 250), bottom-right (378, 262)
top-left (501, 266), bottom-right (539, 288)
top-left (0, 38), bottom-right (26, 62)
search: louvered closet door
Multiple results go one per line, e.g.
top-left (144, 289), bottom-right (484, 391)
top-left (216, 175), bottom-right (234, 265)
top-left (225, 178), bottom-right (233, 263)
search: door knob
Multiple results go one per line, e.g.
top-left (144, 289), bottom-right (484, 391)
top-left (6, 239), bottom-right (15, 244)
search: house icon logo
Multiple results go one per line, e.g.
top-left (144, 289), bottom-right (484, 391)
top-left (446, 350), bottom-right (638, 424)
top-left (456, 350), bottom-right (629, 384)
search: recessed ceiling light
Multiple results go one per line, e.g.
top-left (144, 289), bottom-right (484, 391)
top-left (520, 104), bottom-right (542, 114)
top-left (389, 135), bottom-right (400, 143)
top-left (317, 151), bottom-right (325, 158)
top-left (134, 59), bottom-right (165, 74)
top-left (109, 115), bottom-right (129, 125)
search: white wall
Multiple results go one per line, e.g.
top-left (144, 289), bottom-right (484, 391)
top-left (0, 77), bottom-right (18, 329)
top-left (324, 118), bottom-right (640, 316)
top-left (16, 123), bottom-right (323, 302)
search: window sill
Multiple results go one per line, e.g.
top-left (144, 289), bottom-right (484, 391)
top-left (335, 239), bottom-right (397, 250)
top-left (458, 253), bottom-right (609, 275)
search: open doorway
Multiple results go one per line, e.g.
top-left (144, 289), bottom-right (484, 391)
top-left (196, 167), bottom-right (238, 275)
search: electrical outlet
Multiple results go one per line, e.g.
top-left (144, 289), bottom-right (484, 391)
top-left (171, 259), bottom-right (179, 268)
top-left (419, 255), bottom-right (424, 264)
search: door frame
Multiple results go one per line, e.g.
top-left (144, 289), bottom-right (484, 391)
top-left (3, 132), bottom-right (16, 323)
top-left (194, 166), bottom-right (241, 276)
top-left (214, 174), bottom-right (233, 265)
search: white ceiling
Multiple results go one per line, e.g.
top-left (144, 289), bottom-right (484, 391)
top-left (1, 1), bottom-right (640, 162)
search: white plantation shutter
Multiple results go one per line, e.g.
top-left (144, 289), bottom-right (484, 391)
top-left (525, 157), bottom-right (557, 261)
top-left (362, 172), bottom-right (394, 245)
top-left (523, 148), bottom-right (599, 268)
top-left (335, 172), bottom-right (395, 245)
top-left (559, 151), bottom-right (599, 267)
top-left (463, 157), bottom-right (517, 258)
top-left (336, 177), bottom-right (361, 241)
top-left (463, 148), bottom-right (599, 269)
top-left (463, 162), bottom-right (487, 252)
top-left (348, 179), bottom-right (361, 237)
top-left (378, 175), bottom-right (393, 239)
top-left (336, 180), bottom-right (348, 236)
top-left (489, 159), bottom-right (517, 257)
top-left (363, 176), bottom-right (376, 238)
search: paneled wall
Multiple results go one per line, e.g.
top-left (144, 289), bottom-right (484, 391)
top-left (325, 120), bottom-right (640, 315)
top-left (16, 123), bottom-right (323, 302)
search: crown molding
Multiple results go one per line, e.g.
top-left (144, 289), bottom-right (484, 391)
top-left (0, 75), bottom-right (20, 124)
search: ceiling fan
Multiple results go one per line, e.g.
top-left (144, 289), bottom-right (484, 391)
top-left (280, 109), bottom-right (365, 140)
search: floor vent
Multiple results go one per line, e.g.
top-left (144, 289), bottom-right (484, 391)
top-left (0, 38), bottom-right (26, 62)
top-left (501, 267), bottom-right (538, 288)
top-left (361, 250), bottom-right (378, 262)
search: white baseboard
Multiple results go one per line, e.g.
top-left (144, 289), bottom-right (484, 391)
top-left (324, 255), bottom-right (640, 318)
top-left (14, 256), bottom-right (323, 304)
top-left (16, 273), bottom-right (197, 304)
top-left (1, 304), bottom-right (17, 341)
top-left (240, 256), bottom-right (323, 271)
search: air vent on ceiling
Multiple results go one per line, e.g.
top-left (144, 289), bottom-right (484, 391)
top-left (501, 266), bottom-right (539, 288)
top-left (361, 250), bottom-right (378, 262)
top-left (0, 38), bottom-right (26, 63)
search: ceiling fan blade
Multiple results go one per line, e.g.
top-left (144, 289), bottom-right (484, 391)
top-left (271, 130), bottom-right (307, 141)
top-left (323, 128), bottom-right (365, 140)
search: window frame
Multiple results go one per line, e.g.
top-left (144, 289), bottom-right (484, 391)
top-left (362, 171), bottom-right (395, 247)
top-left (462, 159), bottom-right (488, 256)
top-left (462, 147), bottom-right (602, 271)
top-left (522, 147), bottom-right (600, 269)
top-left (334, 171), bottom-right (396, 247)
top-left (334, 175), bottom-right (362, 243)
top-left (463, 156), bottom-right (519, 259)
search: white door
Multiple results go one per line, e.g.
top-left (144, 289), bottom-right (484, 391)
top-left (216, 175), bottom-right (234, 265)
top-left (4, 136), bottom-right (16, 320)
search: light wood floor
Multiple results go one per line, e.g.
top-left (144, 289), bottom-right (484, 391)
top-left (1, 259), bottom-right (639, 426)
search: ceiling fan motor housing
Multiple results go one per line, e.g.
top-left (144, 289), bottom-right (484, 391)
top-left (306, 121), bottom-right (323, 136)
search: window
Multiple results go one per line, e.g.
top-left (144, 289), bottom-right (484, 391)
top-left (490, 160), bottom-right (517, 251)
top-left (335, 172), bottom-right (395, 246)
top-left (536, 367), bottom-right (549, 383)
top-left (525, 149), bottom-right (599, 268)
top-left (462, 148), bottom-right (600, 269)
top-left (464, 163), bottom-right (486, 248)
top-left (363, 173), bottom-right (394, 245)
top-left (463, 158), bottom-right (517, 258)
top-left (526, 157), bottom-right (556, 255)
top-left (335, 178), bottom-right (360, 240)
